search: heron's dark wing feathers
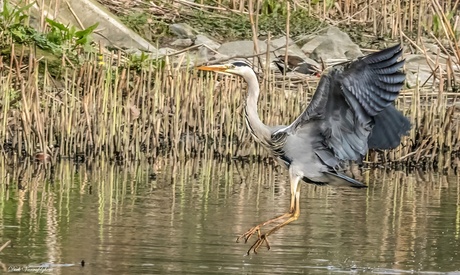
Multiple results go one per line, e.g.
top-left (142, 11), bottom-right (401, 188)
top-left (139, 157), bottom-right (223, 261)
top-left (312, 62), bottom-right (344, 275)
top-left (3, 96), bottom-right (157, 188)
top-left (368, 105), bottom-right (411, 149)
top-left (338, 44), bottom-right (405, 118)
top-left (277, 44), bottom-right (406, 162)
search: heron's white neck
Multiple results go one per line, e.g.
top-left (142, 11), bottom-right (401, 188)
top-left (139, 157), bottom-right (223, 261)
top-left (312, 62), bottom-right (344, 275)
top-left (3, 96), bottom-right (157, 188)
top-left (244, 75), bottom-right (271, 141)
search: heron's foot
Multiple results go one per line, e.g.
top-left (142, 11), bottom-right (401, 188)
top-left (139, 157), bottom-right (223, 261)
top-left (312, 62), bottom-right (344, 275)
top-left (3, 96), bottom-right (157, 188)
top-left (236, 225), bottom-right (261, 243)
top-left (236, 212), bottom-right (293, 244)
top-left (238, 213), bottom-right (300, 255)
top-left (246, 233), bottom-right (271, 255)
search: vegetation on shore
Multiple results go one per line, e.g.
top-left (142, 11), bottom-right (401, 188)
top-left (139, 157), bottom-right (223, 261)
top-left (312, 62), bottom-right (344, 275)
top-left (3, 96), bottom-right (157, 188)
top-left (101, 0), bottom-right (460, 47)
top-left (0, 0), bottom-right (460, 171)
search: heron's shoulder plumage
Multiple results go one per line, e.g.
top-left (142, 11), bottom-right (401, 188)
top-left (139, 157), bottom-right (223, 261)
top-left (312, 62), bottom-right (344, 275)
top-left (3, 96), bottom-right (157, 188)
top-left (275, 44), bottom-right (409, 165)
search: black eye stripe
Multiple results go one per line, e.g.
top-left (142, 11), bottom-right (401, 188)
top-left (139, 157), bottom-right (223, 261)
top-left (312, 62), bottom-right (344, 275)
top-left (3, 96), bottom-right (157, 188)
top-left (231, 61), bottom-right (251, 67)
top-left (229, 60), bottom-right (259, 80)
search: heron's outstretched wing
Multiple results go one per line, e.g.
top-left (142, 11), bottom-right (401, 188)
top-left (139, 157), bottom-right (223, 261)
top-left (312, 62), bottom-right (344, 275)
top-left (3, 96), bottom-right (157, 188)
top-left (275, 44), bottom-right (407, 162)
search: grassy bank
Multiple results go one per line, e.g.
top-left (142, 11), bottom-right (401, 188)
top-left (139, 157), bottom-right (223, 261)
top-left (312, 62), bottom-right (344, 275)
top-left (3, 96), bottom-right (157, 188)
top-left (1, 0), bottom-right (460, 171)
top-left (1, 45), bottom-right (459, 170)
top-left (100, 0), bottom-right (460, 48)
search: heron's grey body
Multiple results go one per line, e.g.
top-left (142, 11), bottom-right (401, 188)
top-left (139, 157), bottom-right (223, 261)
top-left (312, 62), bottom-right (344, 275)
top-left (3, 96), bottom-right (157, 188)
top-left (197, 44), bottom-right (410, 254)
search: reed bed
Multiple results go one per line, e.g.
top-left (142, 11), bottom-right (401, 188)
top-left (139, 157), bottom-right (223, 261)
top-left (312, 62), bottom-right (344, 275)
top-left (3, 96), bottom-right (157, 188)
top-left (186, 0), bottom-right (460, 40)
top-left (0, 44), bottom-right (459, 169)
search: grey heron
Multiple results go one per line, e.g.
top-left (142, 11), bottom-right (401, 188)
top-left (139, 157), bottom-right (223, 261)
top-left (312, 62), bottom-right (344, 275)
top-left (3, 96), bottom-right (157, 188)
top-left (197, 44), bottom-right (410, 255)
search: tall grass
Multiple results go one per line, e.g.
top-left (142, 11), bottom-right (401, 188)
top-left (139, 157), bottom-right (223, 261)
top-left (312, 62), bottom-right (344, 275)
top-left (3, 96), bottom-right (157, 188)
top-left (190, 0), bottom-right (460, 40)
top-left (0, 44), bottom-right (459, 168)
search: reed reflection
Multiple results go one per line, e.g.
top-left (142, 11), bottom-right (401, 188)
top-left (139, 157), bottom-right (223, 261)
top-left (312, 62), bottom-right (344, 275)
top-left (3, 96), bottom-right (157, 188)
top-left (0, 157), bottom-right (459, 273)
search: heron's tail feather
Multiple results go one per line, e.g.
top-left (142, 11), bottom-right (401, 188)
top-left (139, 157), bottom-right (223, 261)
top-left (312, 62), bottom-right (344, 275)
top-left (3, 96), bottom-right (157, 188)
top-left (368, 105), bottom-right (411, 149)
top-left (323, 171), bottom-right (367, 188)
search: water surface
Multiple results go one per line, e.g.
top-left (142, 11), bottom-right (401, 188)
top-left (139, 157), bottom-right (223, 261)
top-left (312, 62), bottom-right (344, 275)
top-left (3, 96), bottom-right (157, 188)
top-left (0, 158), bottom-right (459, 274)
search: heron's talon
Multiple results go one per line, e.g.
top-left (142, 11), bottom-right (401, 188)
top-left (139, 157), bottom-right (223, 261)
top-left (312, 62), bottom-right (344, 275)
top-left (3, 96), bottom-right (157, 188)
top-left (245, 234), bottom-right (270, 255)
top-left (237, 226), bottom-right (260, 244)
top-left (265, 237), bottom-right (271, 250)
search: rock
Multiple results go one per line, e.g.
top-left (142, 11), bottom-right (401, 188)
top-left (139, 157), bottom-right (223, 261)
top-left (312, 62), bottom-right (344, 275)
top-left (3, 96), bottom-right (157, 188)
top-left (270, 37), bottom-right (318, 64)
top-left (195, 46), bottom-right (229, 66)
top-left (405, 54), bottom-right (431, 70)
top-left (301, 26), bottom-right (362, 62)
top-left (171, 38), bottom-right (194, 47)
top-left (406, 70), bottom-right (434, 88)
top-left (39, 0), bottom-right (158, 53)
top-left (207, 53), bottom-right (229, 63)
top-left (195, 46), bottom-right (210, 66)
top-left (423, 42), bottom-right (440, 54)
top-left (169, 23), bottom-right (197, 39)
top-left (404, 54), bottom-right (436, 87)
top-left (218, 40), bottom-right (269, 58)
top-left (217, 40), bottom-right (274, 68)
top-left (270, 37), bottom-right (304, 57)
top-left (156, 47), bottom-right (176, 57)
top-left (194, 34), bottom-right (221, 50)
top-left (310, 38), bottom-right (345, 62)
top-left (344, 48), bottom-right (363, 59)
top-left (127, 48), bottom-right (168, 60)
top-left (173, 54), bottom-right (196, 69)
top-left (125, 48), bottom-right (143, 56)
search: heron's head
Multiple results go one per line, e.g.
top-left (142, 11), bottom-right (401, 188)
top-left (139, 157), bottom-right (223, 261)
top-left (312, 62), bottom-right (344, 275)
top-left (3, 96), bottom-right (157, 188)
top-left (197, 61), bottom-right (256, 79)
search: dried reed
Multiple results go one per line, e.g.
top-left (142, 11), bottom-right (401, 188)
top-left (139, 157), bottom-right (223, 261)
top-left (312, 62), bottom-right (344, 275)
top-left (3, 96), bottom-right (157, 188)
top-left (188, 0), bottom-right (460, 42)
top-left (0, 43), bottom-right (459, 169)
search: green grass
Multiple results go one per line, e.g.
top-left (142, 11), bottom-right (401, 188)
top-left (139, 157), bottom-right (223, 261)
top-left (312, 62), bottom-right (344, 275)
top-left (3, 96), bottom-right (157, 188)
top-left (116, 5), bottom-right (322, 43)
top-left (186, 9), bottom-right (322, 41)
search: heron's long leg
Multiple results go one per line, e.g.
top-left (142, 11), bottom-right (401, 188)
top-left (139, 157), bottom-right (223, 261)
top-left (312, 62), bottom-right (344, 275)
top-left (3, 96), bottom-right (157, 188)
top-left (248, 185), bottom-right (301, 254)
top-left (237, 173), bottom-right (302, 246)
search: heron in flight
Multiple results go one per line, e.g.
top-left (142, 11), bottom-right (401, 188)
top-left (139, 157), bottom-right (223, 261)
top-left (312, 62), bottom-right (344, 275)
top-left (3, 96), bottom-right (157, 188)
top-left (197, 44), bottom-right (410, 255)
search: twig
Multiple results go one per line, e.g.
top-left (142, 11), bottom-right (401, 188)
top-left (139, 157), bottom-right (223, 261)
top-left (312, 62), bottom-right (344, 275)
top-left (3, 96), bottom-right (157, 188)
top-left (395, 151), bottom-right (417, 162)
top-left (429, 32), bottom-right (458, 64)
top-left (162, 43), bottom-right (219, 59)
top-left (0, 240), bottom-right (11, 253)
top-left (173, 0), bottom-right (248, 14)
top-left (264, 33), bottom-right (271, 80)
top-left (248, 0), bottom-right (260, 66)
top-left (284, 1), bottom-right (290, 74)
top-left (66, 1), bottom-right (85, 30)
top-left (431, 0), bottom-right (460, 63)
top-left (401, 31), bottom-right (440, 77)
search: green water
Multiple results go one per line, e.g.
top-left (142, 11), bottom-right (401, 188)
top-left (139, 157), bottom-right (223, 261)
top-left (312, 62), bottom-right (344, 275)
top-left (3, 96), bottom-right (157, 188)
top-left (0, 157), bottom-right (459, 274)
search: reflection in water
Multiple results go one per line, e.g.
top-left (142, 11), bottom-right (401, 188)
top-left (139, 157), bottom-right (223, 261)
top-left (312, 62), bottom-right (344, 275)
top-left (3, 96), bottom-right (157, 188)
top-left (0, 156), bottom-right (459, 274)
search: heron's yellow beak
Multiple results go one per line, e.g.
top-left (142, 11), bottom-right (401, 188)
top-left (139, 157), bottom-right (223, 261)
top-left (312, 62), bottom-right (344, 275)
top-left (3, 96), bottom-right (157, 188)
top-left (197, 64), bottom-right (233, 75)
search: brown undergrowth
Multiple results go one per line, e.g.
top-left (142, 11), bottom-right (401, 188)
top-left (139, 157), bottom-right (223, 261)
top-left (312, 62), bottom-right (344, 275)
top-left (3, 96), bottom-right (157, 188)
top-left (1, 44), bottom-right (459, 171)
